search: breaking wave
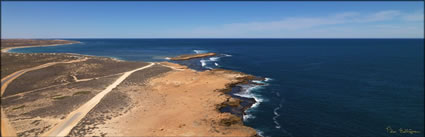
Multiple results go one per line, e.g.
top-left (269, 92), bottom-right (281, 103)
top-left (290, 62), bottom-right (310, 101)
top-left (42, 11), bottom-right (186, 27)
top-left (193, 50), bottom-right (207, 54)
top-left (265, 77), bottom-right (273, 82)
top-left (199, 56), bottom-right (222, 68)
top-left (200, 59), bottom-right (207, 67)
top-left (191, 51), bottom-right (234, 69)
top-left (234, 85), bottom-right (265, 112)
top-left (252, 77), bottom-right (272, 85)
top-left (209, 57), bottom-right (220, 61)
top-left (256, 129), bottom-right (265, 137)
top-left (273, 103), bottom-right (282, 129)
top-left (234, 77), bottom-right (272, 123)
top-left (243, 114), bottom-right (256, 121)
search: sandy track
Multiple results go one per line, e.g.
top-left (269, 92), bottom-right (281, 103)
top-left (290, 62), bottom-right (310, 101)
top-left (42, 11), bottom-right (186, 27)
top-left (1, 58), bottom-right (88, 96)
top-left (1, 58), bottom-right (88, 137)
top-left (2, 72), bottom-right (123, 101)
top-left (41, 63), bottom-right (155, 136)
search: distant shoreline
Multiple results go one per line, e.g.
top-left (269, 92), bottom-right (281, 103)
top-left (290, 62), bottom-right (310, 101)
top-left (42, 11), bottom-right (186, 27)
top-left (1, 41), bottom-right (81, 53)
top-left (1, 41), bottom-right (129, 62)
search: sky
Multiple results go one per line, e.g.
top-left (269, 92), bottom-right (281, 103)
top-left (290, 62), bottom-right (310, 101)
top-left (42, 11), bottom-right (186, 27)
top-left (1, 2), bottom-right (424, 38)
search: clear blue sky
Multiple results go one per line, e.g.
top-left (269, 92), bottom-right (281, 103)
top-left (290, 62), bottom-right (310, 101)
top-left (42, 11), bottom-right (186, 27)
top-left (1, 2), bottom-right (424, 38)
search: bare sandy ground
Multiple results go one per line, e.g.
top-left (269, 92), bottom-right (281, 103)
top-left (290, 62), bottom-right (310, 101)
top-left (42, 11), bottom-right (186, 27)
top-left (1, 54), bottom-right (150, 136)
top-left (81, 62), bottom-right (257, 136)
top-left (1, 53), bottom-right (83, 79)
top-left (1, 58), bottom-right (87, 136)
top-left (1, 39), bottom-right (85, 136)
top-left (41, 63), bottom-right (155, 136)
top-left (2, 39), bottom-right (259, 136)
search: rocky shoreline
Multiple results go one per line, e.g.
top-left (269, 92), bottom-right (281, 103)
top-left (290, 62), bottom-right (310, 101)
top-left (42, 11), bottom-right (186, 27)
top-left (167, 52), bottom-right (266, 129)
top-left (213, 69), bottom-right (266, 117)
top-left (168, 52), bottom-right (265, 124)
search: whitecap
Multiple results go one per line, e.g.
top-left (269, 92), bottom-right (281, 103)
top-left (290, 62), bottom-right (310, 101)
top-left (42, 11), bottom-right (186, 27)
top-left (272, 104), bottom-right (282, 129)
top-left (199, 57), bottom-right (220, 68)
top-left (250, 96), bottom-right (263, 109)
top-left (200, 59), bottom-right (207, 67)
top-left (193, 50), bottom-right (207, 54)
top-left (209, 57), bottom-right (220, 61)
top-left (234, 85), bottom-right (265, 109)
top-left (234, 85), bottom-right (262, 98)
top-left (243, 114), bottom-right (256, 121)
top-left (234, 92), bottom-right (255, 100)
top-left (223, 54), bottom-right (232, 57)
top-left (235, 80), bottom-right (273, 137)
top-left (256, 129), bottom-right (266, 137)
top-left (252, 77), bottom-right (272, 84)
top-left (164, 57), bottom-right (171, 60)
top-left (252, 80), bottom-right (265, 84)
top-left (265, 77), bottom-right (273, 82)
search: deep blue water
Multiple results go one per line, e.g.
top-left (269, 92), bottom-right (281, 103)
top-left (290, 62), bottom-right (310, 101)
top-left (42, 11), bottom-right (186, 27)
top-left (11, 39), bottom-right (424, 137)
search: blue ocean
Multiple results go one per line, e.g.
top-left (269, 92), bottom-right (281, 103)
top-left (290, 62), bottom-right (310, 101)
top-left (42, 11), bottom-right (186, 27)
top-left (10, 39), bottom-right (424, 137)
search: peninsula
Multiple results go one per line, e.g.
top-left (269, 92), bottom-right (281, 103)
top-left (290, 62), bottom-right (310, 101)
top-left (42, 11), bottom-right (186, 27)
top-left (169, 52), bottom-right (217, 60)
top-left (1, 39), bottom-right (258, 136)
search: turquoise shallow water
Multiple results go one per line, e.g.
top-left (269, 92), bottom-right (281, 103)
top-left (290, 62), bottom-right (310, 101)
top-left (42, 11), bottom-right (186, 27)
top-left (11, 39), bottom-right (424, 137)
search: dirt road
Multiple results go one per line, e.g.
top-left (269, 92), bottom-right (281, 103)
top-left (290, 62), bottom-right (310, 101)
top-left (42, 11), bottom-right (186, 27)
top-left (41, 63), bottom-right (155, 136)
top-left (1, 58), bottom-right (87, 136)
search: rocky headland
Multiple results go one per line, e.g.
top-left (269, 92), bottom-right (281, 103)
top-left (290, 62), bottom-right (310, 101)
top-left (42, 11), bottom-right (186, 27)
top-left (1, 39), bottom-right (261, 136)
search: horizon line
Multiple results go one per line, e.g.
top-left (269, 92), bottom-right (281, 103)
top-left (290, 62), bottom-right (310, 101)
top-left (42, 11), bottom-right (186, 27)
top-left (2, 38), bottom-right (424, 39)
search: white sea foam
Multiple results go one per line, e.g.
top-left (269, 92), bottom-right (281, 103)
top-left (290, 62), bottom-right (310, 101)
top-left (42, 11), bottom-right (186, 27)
top-left (193, 50), bottom-right (207, 54)
top-left (252, 80), bottom-right (265, 84)
top-left (250, 96), bottom-right (263, 109)
top-left (223, 54), bottom-right (232, 57)
top-left (252, 77), bottom-right (272, 84)
top-left (199, 57), bottom-right (221, 68)
top-left (200, 59), bottom-right (207, 67)
top-left (234, 85), bottom-right (265, 110)
top-left (164, 57), bottom-right (171, 60)
top-left (234, 79), bottom-right (272, 137)
top-left (265, 77), bottom-right (273, 82)
top-left (209, 57), bottom-right (220, 61)
top-left (256, 129), bottom-right (265, 137)
top-left (272, 104), bottom-right (282, 129)
top-left (243, 114), bottom-right (256, 121)
top-left (235, 79), bottom-right (273, 128)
